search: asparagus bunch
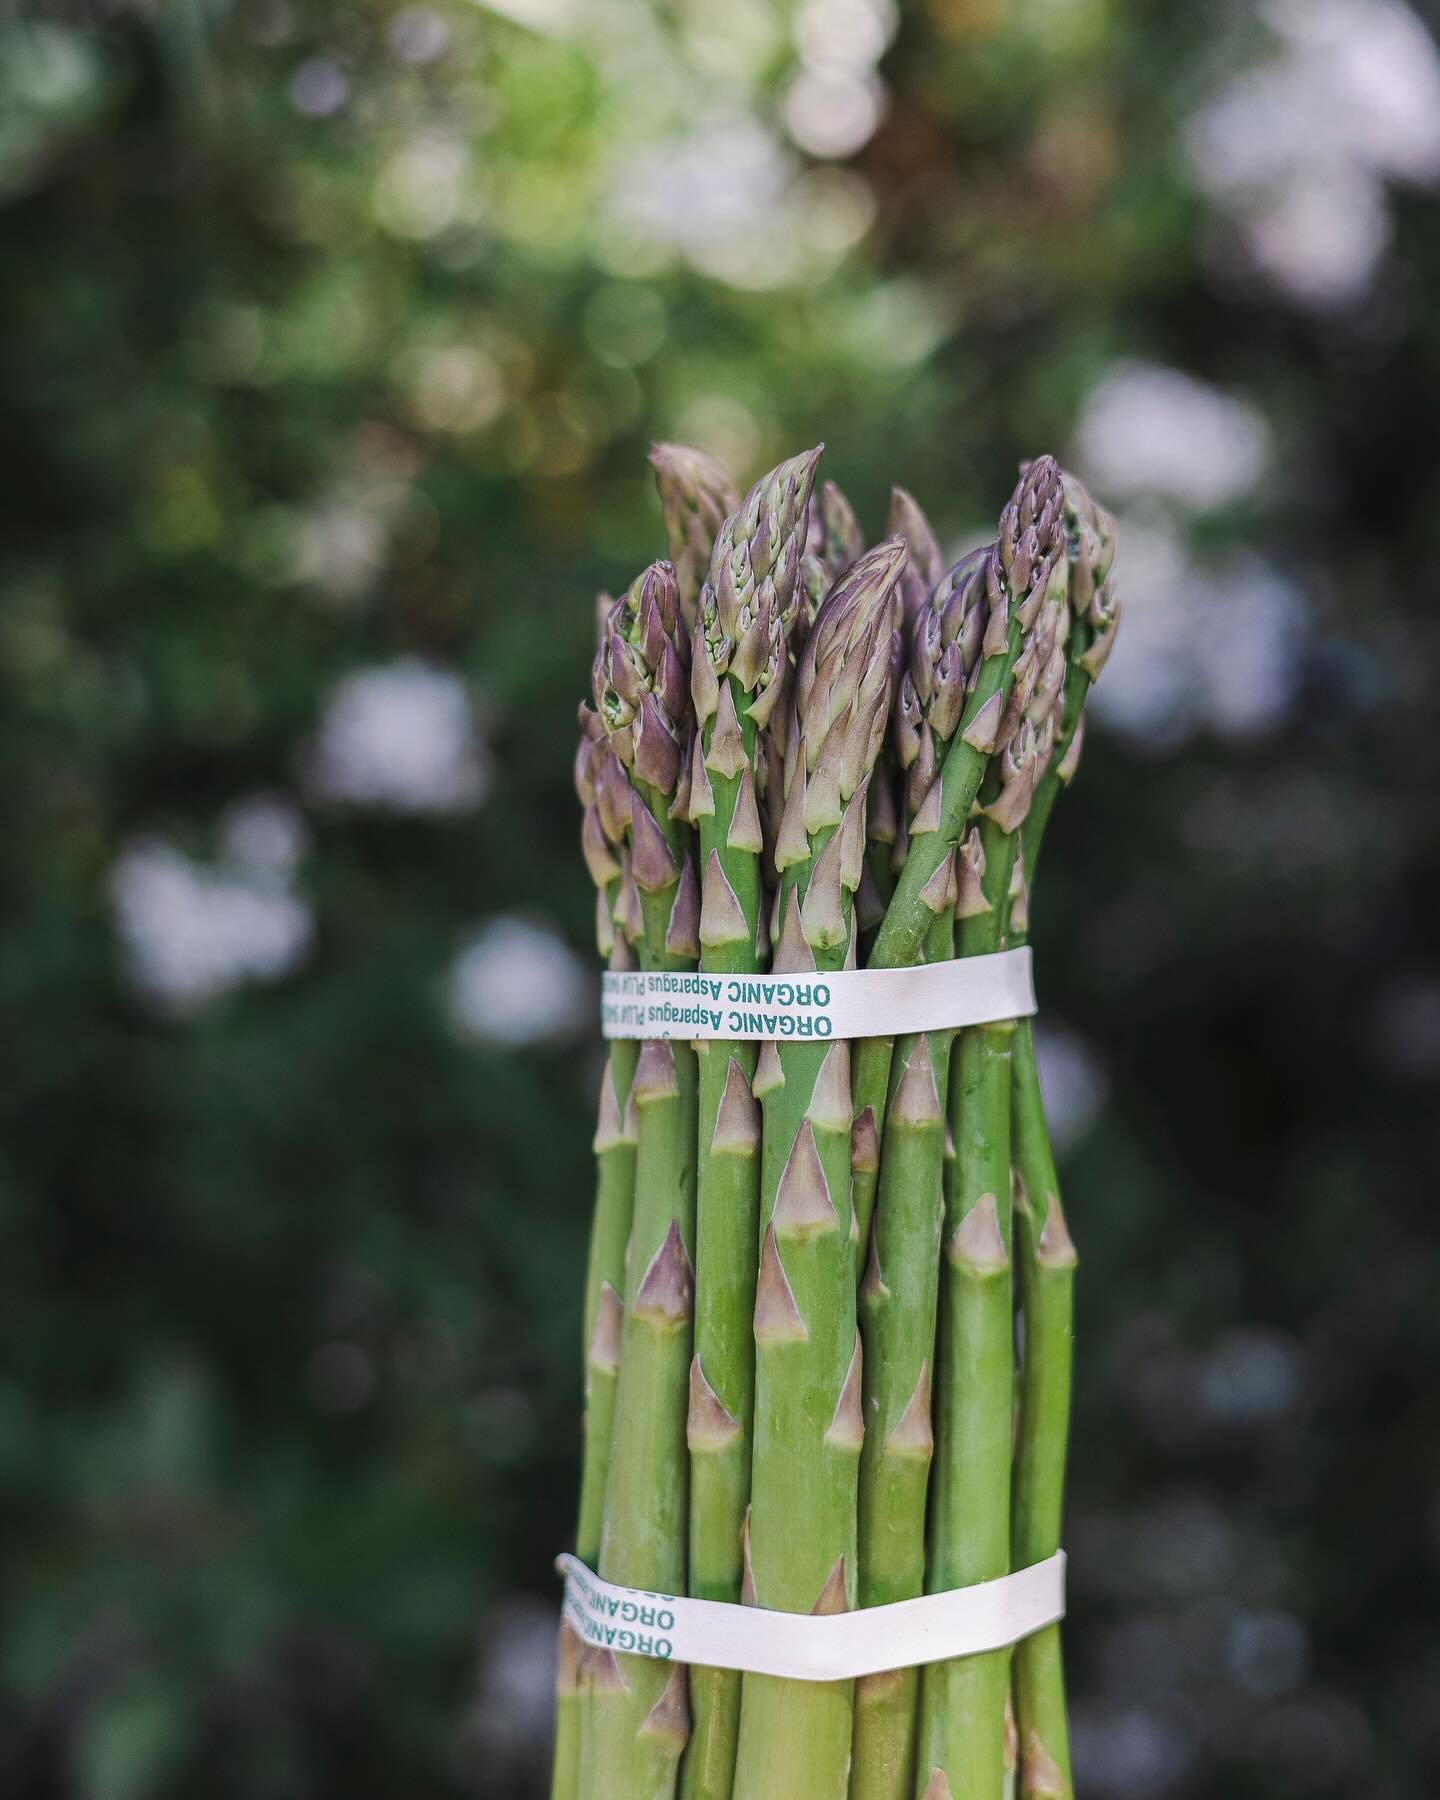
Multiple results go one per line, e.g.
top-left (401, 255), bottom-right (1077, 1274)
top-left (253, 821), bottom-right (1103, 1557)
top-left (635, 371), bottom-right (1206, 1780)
top-left (560, 446), bottom-right (1118, 1800)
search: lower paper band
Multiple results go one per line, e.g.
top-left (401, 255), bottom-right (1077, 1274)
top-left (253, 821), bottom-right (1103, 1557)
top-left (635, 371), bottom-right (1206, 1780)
top-left (555, 1550), bottom-right (1065, 1681)
top-left (600, 945), bottom-right (1035, 1043)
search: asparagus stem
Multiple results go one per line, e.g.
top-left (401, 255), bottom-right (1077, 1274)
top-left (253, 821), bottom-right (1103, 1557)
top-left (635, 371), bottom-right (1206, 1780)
top-left (1006, 471), bottom-right (1116, 1799)
top-left (553, 1620), bottom-right (584, 1800)
top-left (586, 564), bottom-right (700, 1800)
top-left (849, 483), bottom-right (955, 1789)
top-left (683, 450), bottom-right (819, 1800)
top-left (732, 543), bottom-right (904, 1800)
top-left (917, 814), bottom-right (1019, 1800)
top-left (850, 988), bottom-right (950, 1800)
top-left (1010, 1018), bottom-right (1076, 1799)
top-left (558, 704), bottom-right (640, 1800)
top-left (916, 559), bottom-right (1071, 1798)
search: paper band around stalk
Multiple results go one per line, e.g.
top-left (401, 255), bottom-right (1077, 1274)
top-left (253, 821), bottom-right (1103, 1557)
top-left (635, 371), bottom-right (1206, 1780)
top-left (601, 945), bottom-right (1035, 1042)
top-left (557, 1551), bottom-right (1064, 1680)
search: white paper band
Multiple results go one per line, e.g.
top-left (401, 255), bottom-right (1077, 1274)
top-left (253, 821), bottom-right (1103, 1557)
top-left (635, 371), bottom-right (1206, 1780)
top-left (556, 1550), bottom-right (1065, 1680)
top-left (600, 946), bottom-right (1035, 1043)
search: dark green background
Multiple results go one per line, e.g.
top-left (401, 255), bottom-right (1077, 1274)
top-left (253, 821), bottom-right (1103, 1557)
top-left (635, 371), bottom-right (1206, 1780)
top-left (2, 2), bottom-right (1437, 1795)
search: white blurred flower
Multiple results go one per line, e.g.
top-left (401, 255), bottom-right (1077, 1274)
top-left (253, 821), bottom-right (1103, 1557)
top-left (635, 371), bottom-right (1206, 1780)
top-left (386, 7), bottom-right (450, 63)
top-left (1226, 1609), bottom-right (1311, 1698)
top-left (294, 499), bottom-right (387, 604)
top-left (288, 58), bottom-right (348, 118)
top-left (217, 794), bottom-right (309, 887)
top-left (1074, 362), bottom-right (1270, 509)
top-left (1071, 1703), bottom-right (1198, 1798)
top-left (111, 839), bottom-right (313, 1014)
top-left (1090, 514), bottom-right (1306, 749)
top-left (784, 68), bottom-right (887, 160)
top-left (1239, 164), bottom-right (1391, 309)
top-left (304, 659), bottom-right (490, 814)
top-left (374, 131), bottom-right (469, 240)
top-left (1266, 0), bottom-right (1440, 183)
top-left (604, 107), bottom-right (881, 287)
top-left (1035, 1022), bottom-right (1109, 1153)
top-left (465, 1596), bottom-right (557, 1779)
top-left (607, 114), bottom-right (793, 272)
top-left (1200, 1328), bottom-right (1304, 1426)
top-left (1185, 0), bottom-right (1440, 308)
top-left (794, 0), bottom-right (897, 73)
top-left (447, 916), bottom-right (590, 1046)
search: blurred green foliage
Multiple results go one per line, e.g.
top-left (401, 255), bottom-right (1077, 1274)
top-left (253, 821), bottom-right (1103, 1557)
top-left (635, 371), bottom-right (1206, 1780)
top-left (2, 1), bottom-right (1439, 1796)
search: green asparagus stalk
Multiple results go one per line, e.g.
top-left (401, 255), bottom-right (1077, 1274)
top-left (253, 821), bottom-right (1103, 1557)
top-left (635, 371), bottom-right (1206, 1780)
top-left (555, 648), bottom-right (644, 1800)
top-left (732, 540), bottom-right (906, 1800)
top-left (848, 521), bottom-right (970, 1797)
top-left (1009, 1020), bottom-right (1075, 1800)
top-left (650, 443), bottom-right (741, 633)
top-left (584, 562), bottom-right (701, 1800)
top-left (571, 714), bottom-right (642, 1566)
top-left (850, 450), bottom-right (1070, 1268)
top-left (682, 448), bottom-right (820, 1800)
top-left (1008, 475), bottom-right (1118, 1800)
top-left (917, 577), bottom-right (1067, 1798)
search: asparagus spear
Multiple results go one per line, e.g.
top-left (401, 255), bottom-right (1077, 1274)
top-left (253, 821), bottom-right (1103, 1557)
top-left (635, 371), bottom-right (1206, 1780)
top-left (584, 562), bottom-right (701, 1800)
top-left (682, 448), bottom-right (820, 1800)
top-left (1008, 476), bottom-right (1118, 1800)
top-left (554, 647), bottom-right (643, 1800)
top-left (806, 478), bottom-right (865, 582)
top-left (887, 486), bottom-right (944, 632)
top-left (917, 586), bottom-right (1069, 1800)
top-left (731, 540), bottom-right (906, 1800)
top-left (850, 459), bottom-right (1067, 1271)
top-left (848, 545), bottom-right (976, 1800)
top-left (650, 443), bottom-right (741, 633)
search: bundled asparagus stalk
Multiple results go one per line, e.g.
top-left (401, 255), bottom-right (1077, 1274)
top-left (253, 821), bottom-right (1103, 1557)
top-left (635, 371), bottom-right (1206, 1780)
top-left (584, 561), bottom-right (700, 1800)
top-left (559, 444), bottom-right (1118, 1800)
top-left (684, 447), bottom-right (820, 1799)
top-left (1006, 476), bottom-right (1118, 1800)
top-left (732, 537), bottom-right (906, 1800)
